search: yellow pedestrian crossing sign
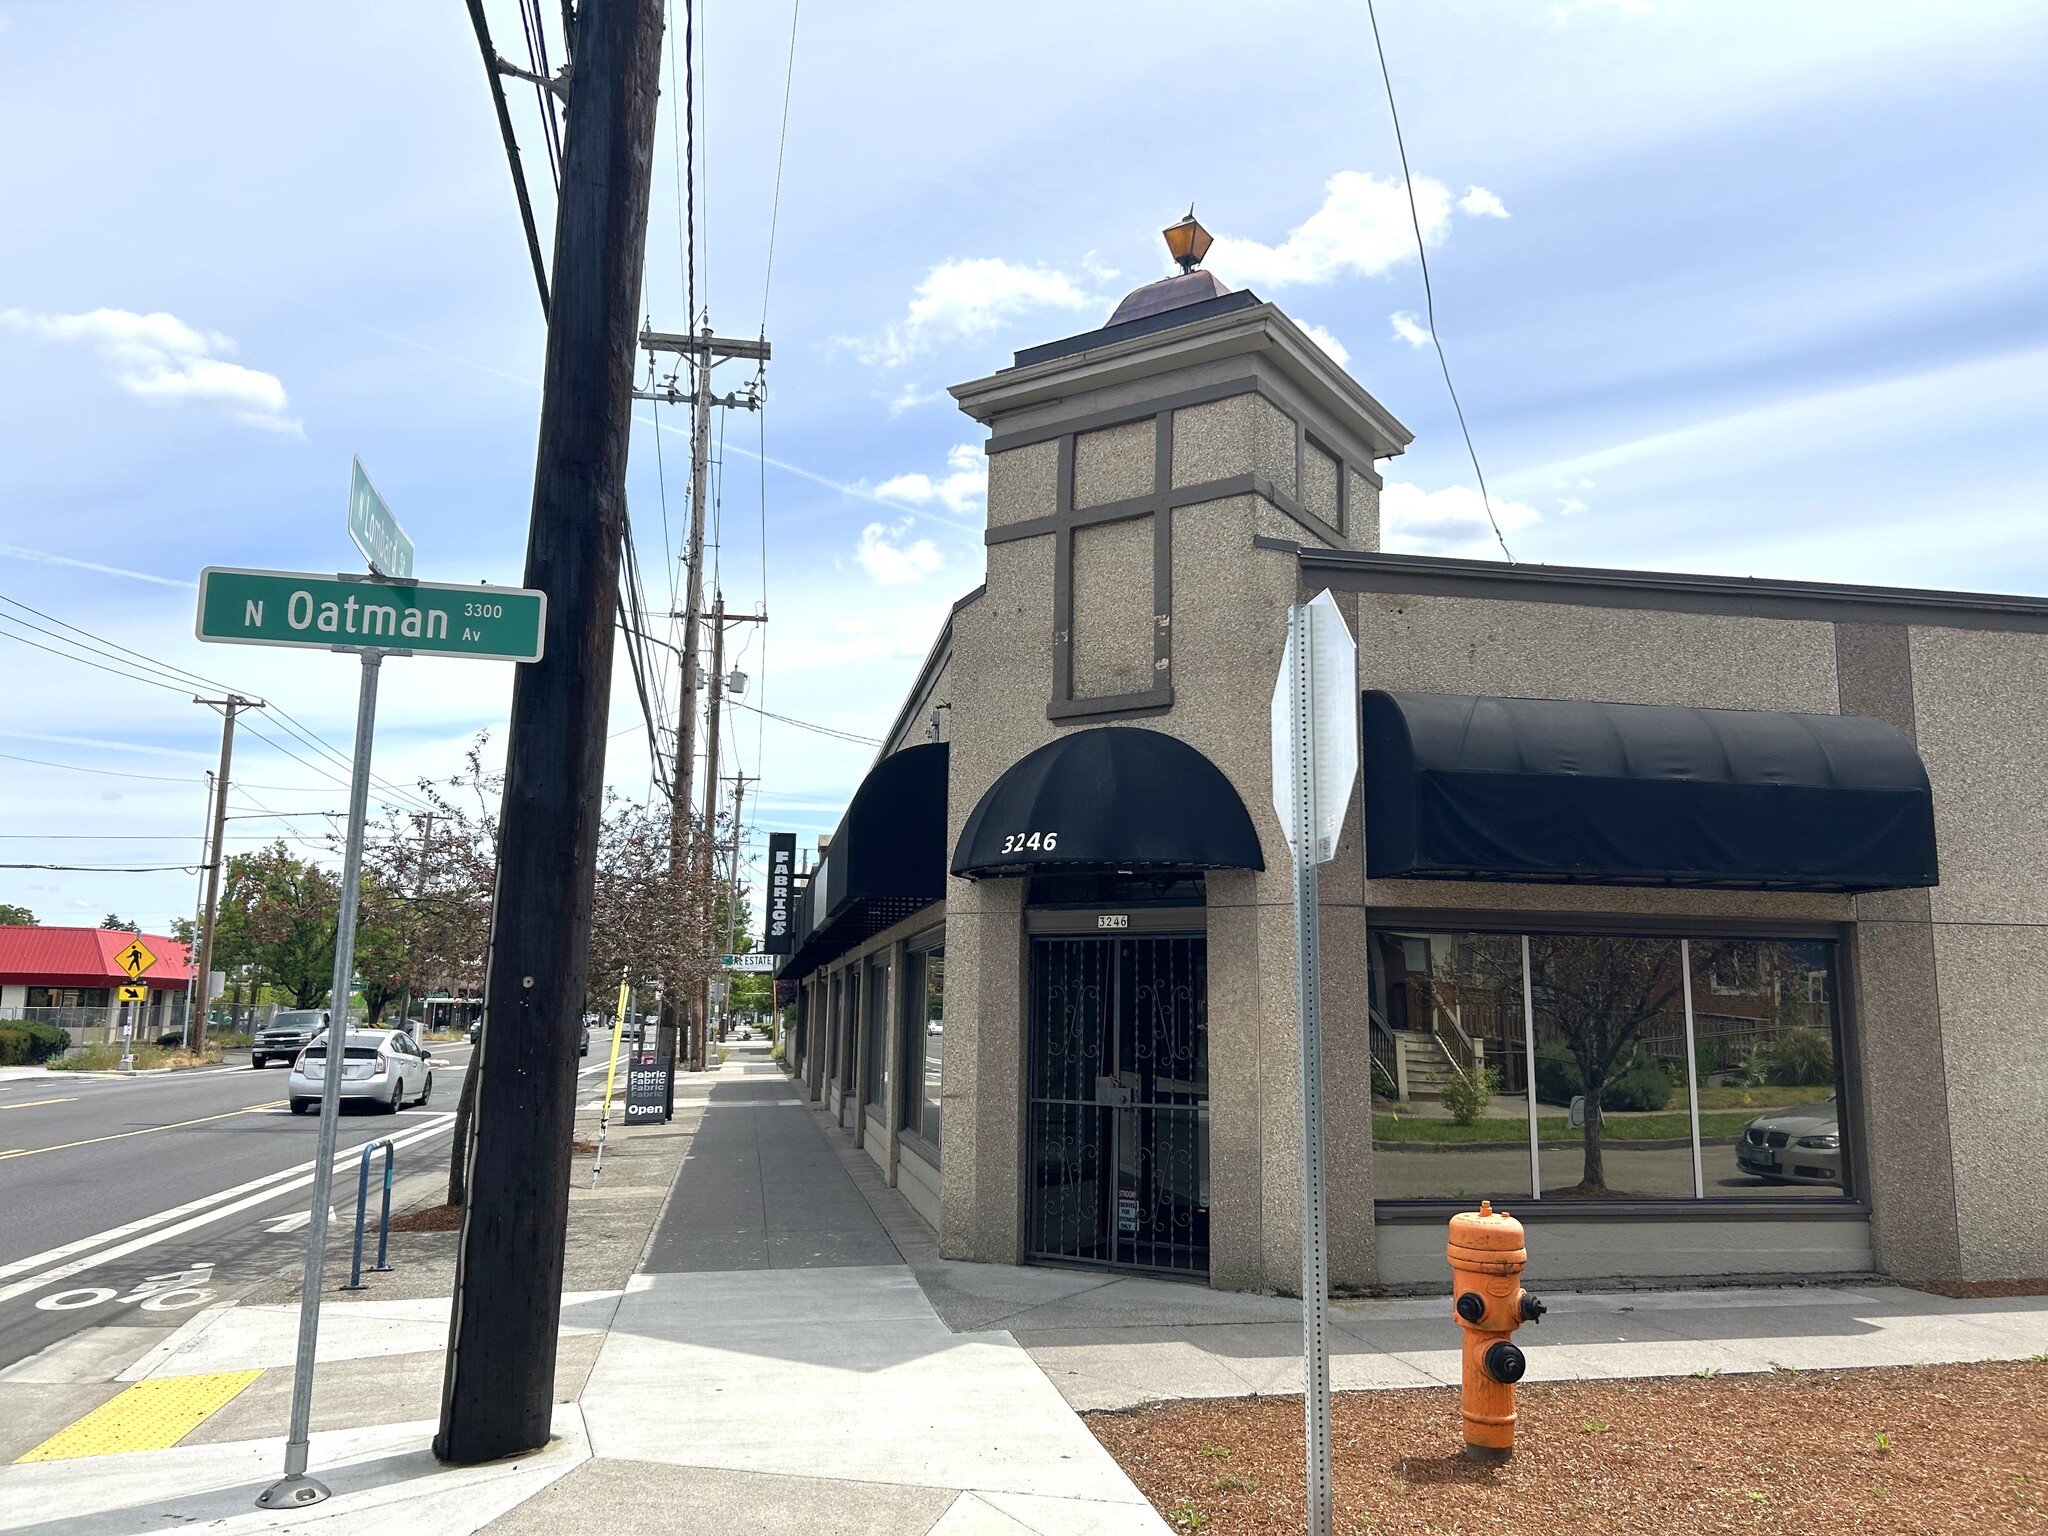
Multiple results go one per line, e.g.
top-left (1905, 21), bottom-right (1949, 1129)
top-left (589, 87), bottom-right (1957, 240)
top-left (118, 983), bottom-right (148, 1004)
top-left (116, 939), bottom-right (158, 979)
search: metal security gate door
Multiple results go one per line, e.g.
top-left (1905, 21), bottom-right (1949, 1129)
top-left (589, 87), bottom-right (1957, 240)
top-left (1027, 935), bottom-right (1209, 1276)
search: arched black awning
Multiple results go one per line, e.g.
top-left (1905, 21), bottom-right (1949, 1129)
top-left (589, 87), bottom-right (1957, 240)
top-left (952, 727), bottom-right (1264, 878)
top-left (1362, 690), bottom-right (1938, 891)
top-left (779, 742), bottom-right (948, 981)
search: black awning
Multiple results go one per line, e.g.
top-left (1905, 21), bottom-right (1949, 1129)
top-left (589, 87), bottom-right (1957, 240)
top-left (778, 742), bottom-right (947, 981)
top-left (952, 727), bottom-right (1264, 878)
top-left (1362, 690), bottom-right (1937, 892)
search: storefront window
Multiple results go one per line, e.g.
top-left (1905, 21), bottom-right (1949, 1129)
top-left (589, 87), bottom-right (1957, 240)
top-left (1369, 931), bottom-right (1529, 1203)
top-left (1691, 938), bottom-right (1845, 1199)
top-left (1370, 928), bottom-right (1850, 1207)
top-left (864, 959), bottom-right (889, 1110)
top-left (1529, 935), bottom-right (1695, 1199)
top-left (901, 943), bottom-right (944, 1152)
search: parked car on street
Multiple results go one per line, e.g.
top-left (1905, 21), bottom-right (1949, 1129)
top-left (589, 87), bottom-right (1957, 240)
top-left (252, 1009), bottom-right (330, 1069)
top-left (288, 1029), bottom-right (434, 1115)
top-left (1736, 1096), bottom-right (1841, 1186)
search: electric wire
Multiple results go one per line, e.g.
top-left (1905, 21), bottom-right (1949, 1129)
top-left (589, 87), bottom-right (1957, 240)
top-left (1363, 0), bottom-right (1514, 564)
top-left (729, 701), bottom-right (879, 747)
top-left (0, 592), bottom-right (435, 813)
top-left (759, 0), bottom-right (800, 330)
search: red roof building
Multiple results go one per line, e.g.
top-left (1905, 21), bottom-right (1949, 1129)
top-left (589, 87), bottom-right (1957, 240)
top-left (0, 927), bottom-right (192, 1037)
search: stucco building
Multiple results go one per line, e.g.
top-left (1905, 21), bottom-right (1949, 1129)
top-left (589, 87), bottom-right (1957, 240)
top-left (773, 240), bottom-right (2048, 1293)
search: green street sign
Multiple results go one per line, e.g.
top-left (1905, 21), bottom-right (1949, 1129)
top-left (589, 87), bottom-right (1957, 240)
top-left (196, 567), bottom-right (546, 662)
top-left (348, 457), bottom-right (414, 579)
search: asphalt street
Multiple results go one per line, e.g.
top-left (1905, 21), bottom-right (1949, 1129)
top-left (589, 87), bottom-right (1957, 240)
top-left (0, 1036), bottom-right (623, 1375)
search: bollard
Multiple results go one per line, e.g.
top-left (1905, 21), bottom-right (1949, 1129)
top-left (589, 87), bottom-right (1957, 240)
top-left (342, 1138), bottom-right (396, 1291)
top-left (1447, 1200), bottom-right (1545, 1462)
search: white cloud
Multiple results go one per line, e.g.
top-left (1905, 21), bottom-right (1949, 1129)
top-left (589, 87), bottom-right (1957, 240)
top-left (854, 519), bottom-right (944, 585)
top-left (1297, 321), bottom-right (1350, 367)
top-left (852, 258), bottom-right (1097, 366)
top-left (1558, 496), bottom-right (1589, 516)
top-left (1457, 186), bottom-right (1510, 219)
top-left (886, 382), bottom-right (945, 417)
top-left (873, 443), bottom-right (986, 519)
top-left (0, 307), bottom-right (302, 434)
top-left (1203, 172), bottom-right (1511, 291)
top-left (1381, 480), bottom-right (1542, 559)
top-left (1389, 311), bottom-right (1433, 348)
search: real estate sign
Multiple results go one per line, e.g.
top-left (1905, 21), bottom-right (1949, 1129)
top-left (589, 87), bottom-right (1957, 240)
top-left (196, 568), bottom-right (545, 662)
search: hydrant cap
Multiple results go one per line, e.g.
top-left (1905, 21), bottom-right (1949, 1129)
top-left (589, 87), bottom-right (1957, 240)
top-left (1446, 1201), bottom-right (1528, 1268)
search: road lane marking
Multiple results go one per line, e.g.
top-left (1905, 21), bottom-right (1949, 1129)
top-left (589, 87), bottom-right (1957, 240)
top-left (0, 1098), bottom-right (76, 1111)
top-left (0, 1102), bottom-right (288, 1161)
top-left (0, 1116), bottom-right (455, 1306)
top-left (15, 1370), bottom-right (263, 1461)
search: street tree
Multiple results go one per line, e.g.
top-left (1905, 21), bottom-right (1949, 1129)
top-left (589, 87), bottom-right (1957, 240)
top-left (222, 842), bottom-right (340, 1008)
top-left (0, 903), bottom-right (34, 926)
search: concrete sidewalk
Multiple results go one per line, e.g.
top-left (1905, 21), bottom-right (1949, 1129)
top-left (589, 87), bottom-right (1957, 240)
top-left (4, 1041), bottom-right (2043, 1534)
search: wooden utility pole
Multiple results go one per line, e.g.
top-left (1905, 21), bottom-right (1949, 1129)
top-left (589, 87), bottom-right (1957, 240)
top-left (642, 328), bottom-right (766, 1083)
top-left (723, 773), bottom-right (748, 957)
top-left (436, 0), bottom-right (665, 1467)
top-left (696, 593), bottom-right (726, 1068)
top-left (190, 695), bottom-right (261, 1053)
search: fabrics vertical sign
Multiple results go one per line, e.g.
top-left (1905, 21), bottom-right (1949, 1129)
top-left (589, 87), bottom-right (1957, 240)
top-left (765, 832), bottom-right (796, 954)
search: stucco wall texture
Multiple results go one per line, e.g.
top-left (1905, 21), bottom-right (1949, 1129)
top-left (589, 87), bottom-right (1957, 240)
top-left (857, 285), bottom-right (2048, 1296)
top-left (1070, 514), bottom-right (1155, 698)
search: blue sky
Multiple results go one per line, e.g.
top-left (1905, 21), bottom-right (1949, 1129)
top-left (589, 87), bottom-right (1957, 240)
top-left (2, 0), bottom-right (2044, 935)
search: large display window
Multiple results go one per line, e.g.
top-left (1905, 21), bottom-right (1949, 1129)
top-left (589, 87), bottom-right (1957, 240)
top-left (1370, 929), bottom-right (1851, 1206)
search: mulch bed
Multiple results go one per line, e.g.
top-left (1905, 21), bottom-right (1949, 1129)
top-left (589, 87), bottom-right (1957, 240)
top-left (386, 1203), bottom-right (463, 1233)
top-left (1086, 1362), bottom-right (2048, 1534)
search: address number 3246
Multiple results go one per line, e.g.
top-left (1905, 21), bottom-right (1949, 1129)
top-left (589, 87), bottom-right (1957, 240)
top-left (999, 831), bottom-right (1058, 854)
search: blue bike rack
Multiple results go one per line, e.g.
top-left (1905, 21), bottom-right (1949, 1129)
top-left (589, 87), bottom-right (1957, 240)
top-left (342, 1138), bottom-right (396, 1291)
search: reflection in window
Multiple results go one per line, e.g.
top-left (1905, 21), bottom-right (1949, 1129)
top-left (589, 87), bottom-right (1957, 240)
top-left (1369, 929), bottom-right (1851, 1207)
top-left (864, 960), bottom-right (890, 1110)
top-left (1692, 938), bottom-right (1845, 1198)
top-left (1369, 932), bottom-right (1530, 1203)
top-left (1529, 936), bottom-right (1694, 1200)
top-left (901, 944), bottom-right (944, 1152)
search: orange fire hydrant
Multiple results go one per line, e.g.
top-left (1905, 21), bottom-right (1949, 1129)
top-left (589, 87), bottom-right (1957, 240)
top-left (1447, 1200), bottom-right (1544, 1462)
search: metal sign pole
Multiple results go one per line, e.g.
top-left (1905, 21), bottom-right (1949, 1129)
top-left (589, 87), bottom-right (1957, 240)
top-left (1288, 600), bottom-right (1334, 1536)
top-left (258, 650), bottom-right (381, 1512)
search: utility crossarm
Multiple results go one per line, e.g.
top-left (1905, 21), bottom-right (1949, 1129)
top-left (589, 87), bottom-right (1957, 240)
top-left (494, 55), bottom-right (571, 100)
top-left (639, 329), bottom-right (771, 362)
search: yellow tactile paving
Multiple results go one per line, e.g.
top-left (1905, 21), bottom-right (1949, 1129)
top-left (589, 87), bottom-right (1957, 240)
top-left (14, 1370), bottom-right (264, 1462)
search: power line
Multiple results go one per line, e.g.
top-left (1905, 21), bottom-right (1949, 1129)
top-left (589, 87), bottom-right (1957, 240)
top-left (0, 861), bottom-right (202, 873)
top-left (1364, 0), bottom-right (1514, 565)
top-left (759, 1), bottom-right (800, 329)
top-left (730, 700), bottom-right (879, 746)
top-left (0, 590), bottom-right (436, 814)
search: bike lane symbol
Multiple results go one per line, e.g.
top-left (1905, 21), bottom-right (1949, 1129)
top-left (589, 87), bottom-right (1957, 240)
top-left (35, 1263), bottom-right (217, 1314)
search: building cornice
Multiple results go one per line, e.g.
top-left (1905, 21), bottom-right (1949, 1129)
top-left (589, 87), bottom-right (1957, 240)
top-left (1271, 541), bottom-right (2048, 632)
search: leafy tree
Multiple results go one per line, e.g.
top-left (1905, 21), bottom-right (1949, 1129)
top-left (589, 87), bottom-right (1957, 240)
top-left (221, 842), bottom-right (339, 1007)
top-left (0, 902), bottom-right (34, 926)
top-left (167, 916), bottom-right (195, 946)
top-left (100, 913), bottom-right (139, 931)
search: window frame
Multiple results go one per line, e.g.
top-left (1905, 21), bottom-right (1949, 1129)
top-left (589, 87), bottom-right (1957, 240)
top-left (1368, 916), bottom-right (1870, 1221)
top-left (898, 927), bottom-right (945, 1163)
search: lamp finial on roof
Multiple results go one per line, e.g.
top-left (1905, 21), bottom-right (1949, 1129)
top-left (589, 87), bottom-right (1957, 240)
top-left (1162, 208), bottom-right (1213, 274)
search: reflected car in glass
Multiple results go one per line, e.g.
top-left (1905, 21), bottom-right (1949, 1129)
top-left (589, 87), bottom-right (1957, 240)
top-left (1737, 1096), bottom-right (1840, 1186)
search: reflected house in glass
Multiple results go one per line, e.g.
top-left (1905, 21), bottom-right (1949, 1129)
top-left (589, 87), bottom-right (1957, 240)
top-left (770, 218), bottom-right (2048, 1296)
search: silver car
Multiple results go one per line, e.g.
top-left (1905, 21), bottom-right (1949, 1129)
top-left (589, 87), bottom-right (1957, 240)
top-left (1737, 1096), bottom-right (1841, 1186)
top-left (288, 1029), bottom-right (434, 1115)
